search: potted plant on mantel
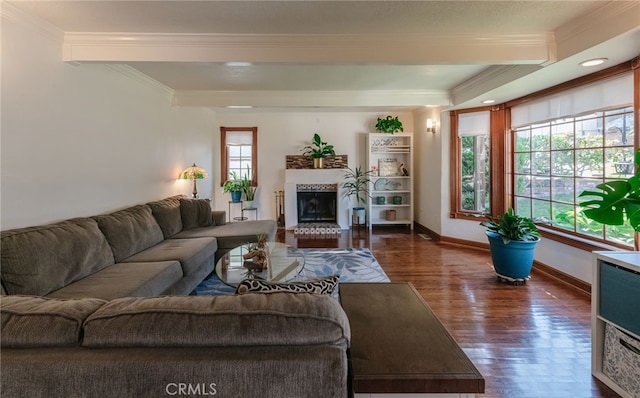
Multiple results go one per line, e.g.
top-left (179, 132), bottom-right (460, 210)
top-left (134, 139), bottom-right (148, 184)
top-left (375, 116), bottom-right (404, 134)
top-left (480, 208), bottom-right (541, 284)
top-left (579, 149), bottom-right (640, 250)
top-left (342, 166), bottom-right (374, 226)
top-left (302, 133), bottom-right (336, 169)
top-left (222, 171), bottom-right (244, 203)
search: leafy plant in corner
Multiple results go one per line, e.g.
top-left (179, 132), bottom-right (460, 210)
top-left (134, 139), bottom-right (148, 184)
top-left (375, 116), bottom-right (404, 134)
top-left (578, 149), bottom-right (640, 233)
top-left (480, 208), bottom-right (541, 244)
top-left (222, 171), bottom-right (244, 193)
top-left (302, 133), bottom-right (336, 159)
top-left (342, 166), bottom-right (374, 207)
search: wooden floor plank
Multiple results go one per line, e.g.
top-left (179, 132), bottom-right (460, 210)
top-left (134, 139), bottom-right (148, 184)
top-left (277, 227), bottom-right (620, 398)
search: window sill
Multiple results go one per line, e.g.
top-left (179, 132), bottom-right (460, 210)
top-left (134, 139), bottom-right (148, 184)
top-left (537, 226), bottom-right (633, 253)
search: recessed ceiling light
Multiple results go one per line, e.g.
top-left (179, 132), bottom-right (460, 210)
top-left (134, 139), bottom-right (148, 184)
top-left (225, 62), bottom-right (253, 67)
top-left (226, 105), bottom-right (253, 109)
top-left (580, 58), bottom-right (608, 67)
top-left (482, 100), bottom-right (495, 104)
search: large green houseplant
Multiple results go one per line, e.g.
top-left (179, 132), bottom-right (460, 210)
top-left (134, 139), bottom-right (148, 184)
top-left (578, 149), bottom-right (640, 248)
top-left (480, 208), bottom-right (541, 282)
top-left (342, 166), bottom-right (374, 226)
top-left (302, 133), bottom-right (336, 168)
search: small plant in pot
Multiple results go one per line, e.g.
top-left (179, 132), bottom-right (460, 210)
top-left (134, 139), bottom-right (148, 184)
top-left (375, 116), bottom-right (404, 134)
top-left (241, 167), bottom-right (257, 208)
top-left (302, 133), bottom-right (336, 169)
top-left (579, 149), bottom-right (640, 249)
top-left (480, 208), bottom-right (541, 283)
top-left (222, 171), bottom-right (244, 203)
top-left (342, 166), bottom-right (374, 226)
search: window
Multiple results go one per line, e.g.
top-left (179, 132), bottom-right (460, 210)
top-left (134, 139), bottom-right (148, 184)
top-left (513, 106), bottom-right (635, 246)
top-left (220, 127), bottom-right (257, 185)
top-left (458, 111), bottom-right (491, 214)
top-left (450, 107), bottom-right (506, 219)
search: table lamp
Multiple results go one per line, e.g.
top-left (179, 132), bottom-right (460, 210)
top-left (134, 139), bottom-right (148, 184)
top-left (179, 163), bottom-right (208, 198)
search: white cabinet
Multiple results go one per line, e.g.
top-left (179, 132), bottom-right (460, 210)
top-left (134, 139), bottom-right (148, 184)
top-left (592, 251), bottom-right (640, 398)
top-left (366, 133), bottom-right (413, 229)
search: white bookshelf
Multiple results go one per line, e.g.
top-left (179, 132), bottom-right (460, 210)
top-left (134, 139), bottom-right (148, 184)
top-left (366, 133), bottom-right (413, 229)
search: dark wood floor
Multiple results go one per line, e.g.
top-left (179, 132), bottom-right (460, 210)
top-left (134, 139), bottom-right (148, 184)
top-left (277, 227), bottom-right (620, 398)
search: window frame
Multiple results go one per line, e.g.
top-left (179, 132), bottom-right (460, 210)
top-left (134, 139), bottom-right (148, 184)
top-left (220, 126), bottom-right (258, 187)
top-left (449, 105), bottom-right (507, 220)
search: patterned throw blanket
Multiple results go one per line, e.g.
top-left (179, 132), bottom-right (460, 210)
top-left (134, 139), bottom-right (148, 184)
top-left (192, 247), bottom-right (390, 297)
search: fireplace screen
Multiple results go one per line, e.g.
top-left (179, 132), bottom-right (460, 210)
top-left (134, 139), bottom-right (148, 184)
top-left (297, 190), bottom-right (337, 223)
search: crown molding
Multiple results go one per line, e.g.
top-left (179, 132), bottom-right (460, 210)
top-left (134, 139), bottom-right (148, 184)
top-left (450, 64), bottom-right (543, 106)
top-left (1, 1), bottom-right (63, 43)
top-left (107, 65), bottom-right (174, 97)
top-left (173, 89), bottom-right (451, 108)
top-left (555, 1), bottom-right (640, 59)
top-left (62, 32), bottom-right (554, 65)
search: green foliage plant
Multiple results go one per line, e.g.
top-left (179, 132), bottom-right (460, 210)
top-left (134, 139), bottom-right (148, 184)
top-left (342, 166), bottom-right (374, 207)
top-left (241, 166), bottom-right (257, 201)
top-left (375, 116), bottom-right (404, 134)
top-left (578, 150), bottom-right (640, 232)
top-left (302, 133), bottom-right (336, 159)
top-left (480, 208), bottom-right (541, 244)
top-left (222, 171), bottom-right (244, 193)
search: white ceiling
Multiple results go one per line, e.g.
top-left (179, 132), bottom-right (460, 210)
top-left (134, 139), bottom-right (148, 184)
top-left (7, 0), bottom-right (640, 111)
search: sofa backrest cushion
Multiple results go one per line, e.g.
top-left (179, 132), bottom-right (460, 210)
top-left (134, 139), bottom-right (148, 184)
top-left (1, 296), bottom-right (106, 347)
top-left (82, 293), bottom-right (350, 348)
top-left (147, 195), bottom-right (185, 239)
top-left (179, 198), bottom-right (214, 229)
top-left (1, 218), bottom-right (115, 296)
top-left (93, 205), bottom-right (164, 263)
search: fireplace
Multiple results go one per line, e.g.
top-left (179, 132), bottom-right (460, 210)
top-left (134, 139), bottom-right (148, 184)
top-left (296, 184), bottom-right (337, 223)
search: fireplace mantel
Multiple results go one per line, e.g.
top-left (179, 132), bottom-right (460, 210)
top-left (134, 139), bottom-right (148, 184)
top-left (284, 169), bottom-right (349, 230)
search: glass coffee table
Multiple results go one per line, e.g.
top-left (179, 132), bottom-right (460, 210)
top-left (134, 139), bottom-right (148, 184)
top-left (215, 242), bottom-right (305, 287)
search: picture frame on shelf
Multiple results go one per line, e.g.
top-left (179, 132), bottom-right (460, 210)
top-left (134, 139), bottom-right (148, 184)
top-left (379, 158), bottom-right (398, 176)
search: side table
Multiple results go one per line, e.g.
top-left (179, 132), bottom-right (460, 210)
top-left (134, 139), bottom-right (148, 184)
top-left (228, 201), bottom-right (245, 222)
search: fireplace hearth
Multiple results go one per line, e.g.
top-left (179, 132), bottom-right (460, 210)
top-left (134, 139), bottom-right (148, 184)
top-left (296, 184), bottom-right (337, 223)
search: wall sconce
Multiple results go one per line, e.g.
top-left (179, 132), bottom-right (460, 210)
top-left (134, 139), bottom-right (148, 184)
top-left (426, 118), bottom-right (436, 134)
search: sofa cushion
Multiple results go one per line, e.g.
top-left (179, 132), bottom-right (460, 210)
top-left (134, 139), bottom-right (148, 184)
top-left (1, 296), bottom-right (106, 347)
top-left (0, 218), bottom-right (115, 296)
top-left (121, 237), bottom-right (217, 276)
top-left (82, 293), bottom-right (350, 348)
top-left (46, 261), bottom-right (183, 300)
top-left (235, 275), bottom-right (339, 295)
top-left (147, 195), bottom-right (185, 239)
top-left (93, 205), bottom-right (164, 263)
top-left (179, 198), bottom-right (213, 229)
top-left (173, 219), bottom-right (277, 248)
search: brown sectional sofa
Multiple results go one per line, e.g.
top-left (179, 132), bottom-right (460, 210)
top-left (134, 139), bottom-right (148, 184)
top-left (0, 195), bottom-right (352, 397)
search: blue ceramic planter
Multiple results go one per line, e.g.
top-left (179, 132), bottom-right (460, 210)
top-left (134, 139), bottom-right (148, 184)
top-left (230, 191), bottom-right (242, 203)
top-left (485, 231), bottom-right (539, 279)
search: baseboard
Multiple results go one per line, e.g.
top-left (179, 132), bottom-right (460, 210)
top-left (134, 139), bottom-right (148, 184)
top-left (414, 222), bottom-right (591, 296)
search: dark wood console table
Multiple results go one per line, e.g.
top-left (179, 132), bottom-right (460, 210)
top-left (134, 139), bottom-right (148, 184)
top-left (340, 282), bottom-right (484, 397)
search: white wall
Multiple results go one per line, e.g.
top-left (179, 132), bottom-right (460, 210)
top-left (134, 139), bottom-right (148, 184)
top-left (1, 6), bottom-right (216, 229)
top-left (214, 111), bottom-right (414, 220)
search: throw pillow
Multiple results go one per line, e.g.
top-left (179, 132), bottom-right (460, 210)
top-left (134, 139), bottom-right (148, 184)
top-left (235, 275), bottom-right (339, 295)
top-left (179, 198), bottom-right (213, 230)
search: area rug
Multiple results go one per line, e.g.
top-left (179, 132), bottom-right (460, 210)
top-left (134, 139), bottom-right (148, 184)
top-left (192, 247), bottom-right (390, 297)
